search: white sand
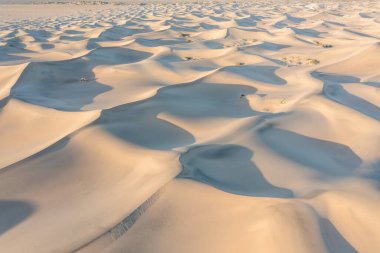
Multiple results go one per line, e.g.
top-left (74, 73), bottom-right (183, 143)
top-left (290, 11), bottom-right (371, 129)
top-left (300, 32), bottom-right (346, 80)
top-left (0, 1), bottom-right (380, 252)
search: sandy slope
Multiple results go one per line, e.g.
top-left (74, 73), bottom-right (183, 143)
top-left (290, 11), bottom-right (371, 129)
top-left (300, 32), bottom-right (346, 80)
top-left (0, 1), bottom-right (380, 253)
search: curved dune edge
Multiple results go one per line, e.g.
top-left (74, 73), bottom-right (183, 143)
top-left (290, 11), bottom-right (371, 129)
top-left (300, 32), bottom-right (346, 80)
top-left (100, 179), bottom-right (380, 253)
top-left (0, 1), bottom-right (380, 253)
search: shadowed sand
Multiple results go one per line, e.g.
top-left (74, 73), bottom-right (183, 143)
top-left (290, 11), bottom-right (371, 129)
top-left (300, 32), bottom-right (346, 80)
top-left (179, 144), bottom-right (293, 197)
top-left (0, 200), bottom-right (34, 235)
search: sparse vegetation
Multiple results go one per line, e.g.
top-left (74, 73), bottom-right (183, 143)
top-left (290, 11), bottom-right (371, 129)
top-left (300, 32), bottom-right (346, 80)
top-left (224, 38), bottom-right (257, 48)
top-left (236, 62), bottom-right (245, 66)
top-left (80, 76), bottom-right (89, 82)
top-left (307, 58), bottom-right (320, 65)
top-left (180, 33), bottom-right (190, 38)
top-left (282, 56), bottom-right (320, 66)
top-left (313, 40), bottom-right (333, 48)
top-left (179, 33), bottom-right (192, 43)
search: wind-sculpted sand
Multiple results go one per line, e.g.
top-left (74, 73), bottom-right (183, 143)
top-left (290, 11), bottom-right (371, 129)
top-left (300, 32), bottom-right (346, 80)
top-left (0, 1), bottom-right (380, 252)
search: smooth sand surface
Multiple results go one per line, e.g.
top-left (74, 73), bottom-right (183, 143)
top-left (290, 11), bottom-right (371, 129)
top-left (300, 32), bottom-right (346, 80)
top-left (0, 1), bottom-right (380, 252)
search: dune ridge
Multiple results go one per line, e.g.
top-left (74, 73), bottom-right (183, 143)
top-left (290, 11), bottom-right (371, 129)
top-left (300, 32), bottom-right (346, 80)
top-left (0, 1), bottom-right (380, 252)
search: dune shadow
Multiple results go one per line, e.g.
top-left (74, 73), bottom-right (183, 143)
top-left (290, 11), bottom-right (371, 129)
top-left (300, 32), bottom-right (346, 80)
top-left (223, 65), bottom-right (286, 85)
top-left (10, 59), bottom-right (112, 111)
top-left (97, 25), bottom-right (152, 41)
top-left (172, 16), bottom-right (193, 22)
top-left (290, 27), bottom-right (324, 38)
top-left (258, 126), bottom-right (361, 176)
top-left (324, 83), bottom-right (380, 121)
top-left (154, 81), bottom-right (260, 118)
top-left (273, 21), bottom-right (288, 29)
top-left (208, 16), bottom-right (231, 22)
top-left (0, 42), bottom-right (33, 54)
top-left (178, 144), bottom-right (293, 197)
top-left (100, 116), bottom-right (195, 151)
top-left (320, 218), bottom-right (358, 253)
top-left (10, 47), bottom-right (153, 111)
top-left (64, 29), bottom-right (85, 35)
top-left (98, 81), bottom-right (260, 150)
top-left (252, 41), bottom-right (290, 51)
top-left (59, 35), bottom-right (87, 41)
top-left (97, 94), bottom-right (196, 150)
top-left (344, 28), bottom-right (378, 39)
top-left (168, 25), bottom-right (196, 33)
top-left (274, 14), bottom-right (305, 28)
top-left (200, 23), bottom-right (220, 30)
top-left (135, 38), bottom-right (183, 47)
top-left (362, 81), bottom-right (380, 88)
top-left (165, 19), bottom-right (191, 27)
top-left (86, 47), bottom-right (153, 65)
top-left (0, 53), bottom-right (30, 63)
top-left (85, 24), bottom-right (153, 49)
top-left (362, 160), bottom-right (380, 190)
top-left (324, 21), bottom-right (346, 27)
top-left (236, 17), bottom-right (257, 27)
top-left (312, 72), bottom-right (360, 83)
top-left (312, 71), bottom-right (380, 121)
top-left (41, 43), bottom-right (55, 50)
top-left (0, 96), bottom-right (10, 109)
top-left (154, 54), bottom-right (185, 69)
top-left (359, 12), bottom-right (373, 19)
top-left (0, 200), bottom-right (35, 235)
top-left (202, 40), bottom-right (225, 49)
top-left (24, 29), bottom-right (53, 42)
top-left (5, 37), bottom-right (28, 50)
top-left (285, 13), bottom-right (305, 23)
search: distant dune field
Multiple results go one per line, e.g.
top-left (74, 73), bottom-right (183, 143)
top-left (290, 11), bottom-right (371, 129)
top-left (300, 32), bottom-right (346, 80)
top-left (0, 1), bottom-right (380, 253)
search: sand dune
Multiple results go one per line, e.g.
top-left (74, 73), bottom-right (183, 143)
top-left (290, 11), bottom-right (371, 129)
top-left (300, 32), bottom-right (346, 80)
top-left (0, 1), bottom-right (380, 253)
